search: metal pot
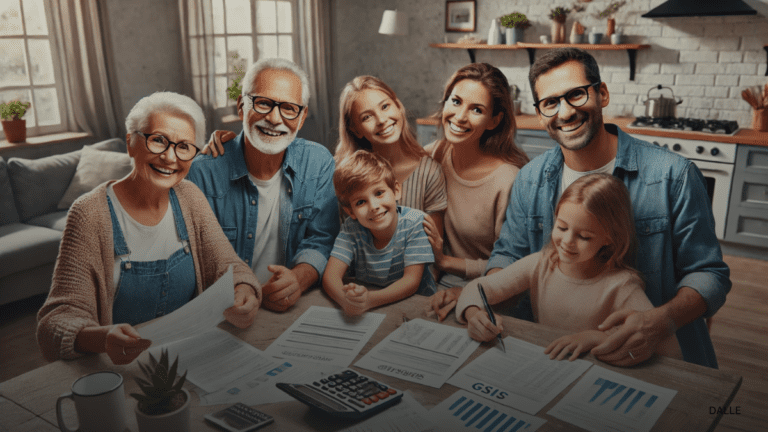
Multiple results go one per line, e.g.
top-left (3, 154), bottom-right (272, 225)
top-left (643, 85), bottom-right (683, 118)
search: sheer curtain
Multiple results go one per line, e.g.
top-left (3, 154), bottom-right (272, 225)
top-left (297, 0), bottom-right (334, 147)
top-left (178, 0), bottom-right (217, 136)
top-left (48, 0), bottom-right (120, 140)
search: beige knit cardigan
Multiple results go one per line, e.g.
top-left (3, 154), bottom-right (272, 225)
top-left (36, 180), bottom-right (261, 362)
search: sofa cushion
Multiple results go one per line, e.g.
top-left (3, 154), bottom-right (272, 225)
top-left (7, 138), bottom-right (126, 221)
top-left (26, 210), bottom-right (70, 231)
top-left (0, 223), bottom-right (62, 279)
top-left (57, 147), bottom-right (133, 209)
top-left (0, 157), bottom-right (20, 225)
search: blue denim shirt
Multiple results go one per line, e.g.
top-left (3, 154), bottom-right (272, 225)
top-left (487, 125), bottom-right (731, 368)
top-left (186, 132), bottom-right (340, 278)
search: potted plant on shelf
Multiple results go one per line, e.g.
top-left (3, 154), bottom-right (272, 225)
top-left (1, 100), bottom-right (31, 143)
top-left (549, 7), bottom-right (570, 44)
top-left (598, 0), bottom-right (626, 39)
top-left (500, 12), bottom-right (531, 45)
top-left (131, 349), bottom-right (190, 432)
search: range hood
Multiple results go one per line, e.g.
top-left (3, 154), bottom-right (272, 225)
top-left (642, 0), bottom-right (757, 18)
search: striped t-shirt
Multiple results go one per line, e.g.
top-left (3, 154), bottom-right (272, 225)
top-left (398, 156), bottom-right (447, 214)
top-left (330, 206), bottom-right (436, 296)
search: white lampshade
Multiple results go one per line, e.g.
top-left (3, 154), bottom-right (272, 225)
top-left (378, 10), bottom-right (408, 35)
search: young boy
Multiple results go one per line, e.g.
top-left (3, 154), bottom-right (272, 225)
top-left (323, 150), bottom-right (436, 316)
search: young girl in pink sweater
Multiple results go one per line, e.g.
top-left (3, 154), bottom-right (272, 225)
top-left (455, 173), bottom-right (682, 362)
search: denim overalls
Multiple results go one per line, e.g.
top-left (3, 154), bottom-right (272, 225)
top-left (108, 189), bottom-right (197, 326)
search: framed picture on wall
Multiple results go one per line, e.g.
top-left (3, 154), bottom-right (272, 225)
top-left (446, 0), bottom-right (476, 32)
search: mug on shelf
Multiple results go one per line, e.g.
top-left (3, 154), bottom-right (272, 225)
top-left (56, 371), bottom-right (128, 432)
top-left (540, 35), bottom-right (550, 44)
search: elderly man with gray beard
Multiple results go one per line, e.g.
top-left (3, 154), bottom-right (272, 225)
top-left (187, 58), bottom-right (339, 312)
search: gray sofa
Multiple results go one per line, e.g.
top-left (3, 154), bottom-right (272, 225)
top-left (0, 139), bottom-right (127, 306)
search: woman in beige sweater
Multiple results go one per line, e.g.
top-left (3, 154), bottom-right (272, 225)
top-left (37, 92), bottom-right (261, 365)
top-left (423, 63), bottom-right (529, 320)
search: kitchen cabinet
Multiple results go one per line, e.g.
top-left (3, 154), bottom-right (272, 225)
top-left (724, 145), bottom-right (768, 249)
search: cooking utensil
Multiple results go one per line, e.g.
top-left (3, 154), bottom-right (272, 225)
top-left (643, 85), bottom-right (683, 118)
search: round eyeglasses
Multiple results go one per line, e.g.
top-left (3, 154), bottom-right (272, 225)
top-left (533, 82), bottom-right (601, 118)
top-left (136, 132), bottom-right (199, 161)
top-left (247, 95), bottom-right (304, 120)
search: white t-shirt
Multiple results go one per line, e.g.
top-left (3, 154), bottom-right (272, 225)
top-left (560, 158), bottom-right (616, 197)
top-left (249, 170), bottom-right (283, 284)
top-left (107, 184), bottom-right (184, 291)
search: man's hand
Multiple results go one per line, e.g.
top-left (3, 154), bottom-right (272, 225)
top-left (262, 265), bottom-right (302, 312)
top-left (427, 287), bottom-right (461, 322)
top-left (200, 130), bottom-right (237, 157)
top-left (465, 306), bottom-right (503, 342)
top-left (545, 330), bottom-right (607, 362)
top-left (341, 283), bottom-right (370, 316)
top-left (224, 284), bottom-right (260, 328)
top-left (104, 324), bottom-right (151, 365)
top-left (591, 308), bottom-right (677, 366)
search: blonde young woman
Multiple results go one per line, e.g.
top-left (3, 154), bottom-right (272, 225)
top-left (424, 63), bottom-right (529, 319)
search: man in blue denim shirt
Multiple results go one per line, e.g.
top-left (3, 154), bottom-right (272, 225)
top-left (187, 58), bottom-right (339, 312)
top-left (484, 49), bottom-right (730, 368)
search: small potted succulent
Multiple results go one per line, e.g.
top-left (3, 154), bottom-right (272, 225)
top-left (500, 12), bottom-right (531, 45)
top-left (549, 7), bottom-right (570, 44)
top-left (131, 349), bottom-right (190, 432)
top-left (1, 100), bottom-right (31, 143)
top-left (597, 0), bottom-right (626, 38)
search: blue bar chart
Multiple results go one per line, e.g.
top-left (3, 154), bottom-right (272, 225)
top-left (430, 390), bottom-right (545, 431)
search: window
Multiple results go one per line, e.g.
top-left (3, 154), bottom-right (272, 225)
top-left (0, 0), bottom-right (65, 138)
top-left (188, 0), bottom-right (298, 109)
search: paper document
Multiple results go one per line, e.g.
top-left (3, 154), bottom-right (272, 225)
top-left (428, 390), bottom-right (546, 432)
top-left (355, 319), bottom-right (480, 388)
top-left (154, 327), bottom-right (276, 393)
top-left (548, 366), bottom-right (677, 432)
top-left (263, 306), bottom-right (385, 367)
top-left (139, 266), bottom-right (234, 347)
top-left (198, 359), bottom-right (340, 406)
top-left (447, 336), bottom-right (592, 414)
top-left (341, 391), bottom-right (438, 432)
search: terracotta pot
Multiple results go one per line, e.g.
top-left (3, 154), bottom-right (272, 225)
top-left (753, 109), bottom-right (768, 132)
top-left (551, 20), bottom-right (566, 44)
top-left (135, 389), bottom-right (191, 432)
top-left (1, 119), bottom-right (26, 143)
top-left (606, 18), bottom-right (616, 37)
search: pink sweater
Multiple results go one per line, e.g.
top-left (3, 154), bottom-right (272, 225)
top-left (37, 180), bottom-right (261, 362)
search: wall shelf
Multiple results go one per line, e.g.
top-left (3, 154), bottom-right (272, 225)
top-left (429, 42), bottom-right (651, 80)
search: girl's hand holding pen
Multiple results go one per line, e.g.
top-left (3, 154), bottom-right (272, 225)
top-left (465, 306), bottom-right (503, 343)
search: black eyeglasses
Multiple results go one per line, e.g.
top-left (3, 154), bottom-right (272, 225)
top-left (136, 132), bottom-right (199, 161)
top-left (247, 95), bottom-right (305, 120)
top-left (533, 82), bottom-right (601, 118)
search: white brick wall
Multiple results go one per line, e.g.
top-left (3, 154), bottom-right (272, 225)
top-left (333, 0), bottom-right (768, 131)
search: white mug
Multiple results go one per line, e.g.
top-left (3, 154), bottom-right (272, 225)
top-left (540, 35), bottom-right (550, 44)
top-left (56, 371), bottom-right (128, 432)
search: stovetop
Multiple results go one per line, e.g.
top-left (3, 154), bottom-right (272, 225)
top-left (629, 117), bottom-right (740, 135)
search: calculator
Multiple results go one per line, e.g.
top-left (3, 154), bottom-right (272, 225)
top-left (276, 369), bottom-right (403, 419)
top-left (204, 402), bottom-right (274, 432)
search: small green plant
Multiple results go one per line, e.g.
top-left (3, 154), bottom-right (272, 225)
top-left (0, 101), bottom-right (31, 121)
top-left (226, 54), bottom-right (246, 101)
top-left (598, 1), bottom-right (627, 18)
top-left (500, 12), bottom-right (531, 30)
top-left (130, 349), bottom-right (188, 416)
top-left (549, 7), bottom-right (570, 22)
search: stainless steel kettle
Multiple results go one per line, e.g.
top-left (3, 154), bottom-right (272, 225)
top-left (643, 85), bottom-right (683, 118)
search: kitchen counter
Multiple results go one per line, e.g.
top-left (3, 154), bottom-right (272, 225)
top-left (416, 116), bottom-right (768, 147)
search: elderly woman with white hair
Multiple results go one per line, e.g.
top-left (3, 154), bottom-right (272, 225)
top-left (37, 92), bottom-right (261, 365)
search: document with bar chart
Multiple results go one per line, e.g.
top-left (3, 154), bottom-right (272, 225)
top-left (447, 337), bottom-right (592, 414)
top-left (264, 306), bottom-right (385, 367)
top-left (428, 390), bottom-right (545, 432)
top-left (548, 366), bottom-right (677, 432)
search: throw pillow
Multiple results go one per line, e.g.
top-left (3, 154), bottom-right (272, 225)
top-left (57, 147), bottom-right (134, 209)
top-left (0, 157), bottom-right (20, 225)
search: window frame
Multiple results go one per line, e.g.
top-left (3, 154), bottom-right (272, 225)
top-left (0, 0), bottom-right (68, 140)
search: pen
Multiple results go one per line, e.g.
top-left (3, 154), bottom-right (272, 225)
top-left (477, 283), bottom-right (506, 353)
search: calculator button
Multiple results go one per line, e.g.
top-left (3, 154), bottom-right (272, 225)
top-left (387, 388), bottom-right (397, 395)
top-left (313, 381), bottom-right (321, 386)
top-left (377, 392), bottom-right (389, 399)
top-left (370, 395), bottom-right (379, 403)
top-left (328, 381), bottom-right (336, 387)
top-left (378, 384), bottom-right (388, 391)
top-left (320, 378), bottom-right (328, 384)
top-left (362, 398), bottom-right (372, 405)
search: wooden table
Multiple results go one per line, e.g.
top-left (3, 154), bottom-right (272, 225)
top-left (0, 289), bottom-right (742, 431)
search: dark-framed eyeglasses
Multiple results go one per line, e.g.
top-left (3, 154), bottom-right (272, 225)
top-left (136, 132), bottom-right (199, 161)
top-left (533, 82), bottom-right (602, 118)
top-left (247, 95), bottom-right (304, 120)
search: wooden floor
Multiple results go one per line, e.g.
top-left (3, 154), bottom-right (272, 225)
top-left (1, 254), bottom-right (767, 431)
